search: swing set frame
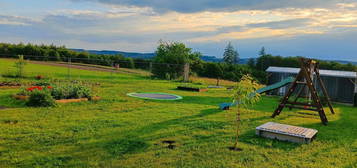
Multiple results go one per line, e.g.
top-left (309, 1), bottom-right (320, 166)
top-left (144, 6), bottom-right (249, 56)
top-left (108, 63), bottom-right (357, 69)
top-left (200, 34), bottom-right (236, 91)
top-left (272, 58), bottom-right (335, 125)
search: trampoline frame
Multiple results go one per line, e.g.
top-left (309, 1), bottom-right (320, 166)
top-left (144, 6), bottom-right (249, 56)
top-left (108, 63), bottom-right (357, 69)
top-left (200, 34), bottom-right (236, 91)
top-left (127, 92), bottom-right (183, 100)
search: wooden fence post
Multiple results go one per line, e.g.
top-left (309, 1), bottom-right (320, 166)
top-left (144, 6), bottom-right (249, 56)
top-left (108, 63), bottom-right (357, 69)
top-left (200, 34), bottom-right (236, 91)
top-left (183, 63), bottom-right (190, 82)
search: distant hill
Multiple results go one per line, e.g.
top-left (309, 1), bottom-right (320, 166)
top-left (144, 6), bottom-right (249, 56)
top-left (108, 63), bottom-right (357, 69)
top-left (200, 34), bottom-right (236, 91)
top-left (70, 48), bottom-right (252, 63)
top-left (71, 48), bottom-right (223, 62)
top-left (330, 60), bottom-right (357, 65)
top-left (71, 49), bottom-right (155, 59)
top-left (70, 49), bottom-right (356, 65)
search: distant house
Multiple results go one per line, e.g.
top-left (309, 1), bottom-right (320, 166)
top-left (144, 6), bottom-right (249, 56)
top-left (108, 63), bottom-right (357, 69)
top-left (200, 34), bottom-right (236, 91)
top-left (266, 66), bottom-right (357, 105)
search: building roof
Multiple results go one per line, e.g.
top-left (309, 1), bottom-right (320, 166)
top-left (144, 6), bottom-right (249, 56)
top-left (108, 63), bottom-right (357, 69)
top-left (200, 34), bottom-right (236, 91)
top-left (266, 66), bottom-right (357, 78)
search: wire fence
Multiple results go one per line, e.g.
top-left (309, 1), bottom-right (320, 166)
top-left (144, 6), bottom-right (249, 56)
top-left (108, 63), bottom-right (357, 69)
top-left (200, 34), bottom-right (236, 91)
top-left (0, 54), bottom-right (190, 82)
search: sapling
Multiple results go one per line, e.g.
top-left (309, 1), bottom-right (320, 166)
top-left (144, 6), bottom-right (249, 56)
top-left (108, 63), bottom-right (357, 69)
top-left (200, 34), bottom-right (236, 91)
top-left (14, 55), bottom-right (27, 78)
top-left (231, 74), bottom-right (261, 150)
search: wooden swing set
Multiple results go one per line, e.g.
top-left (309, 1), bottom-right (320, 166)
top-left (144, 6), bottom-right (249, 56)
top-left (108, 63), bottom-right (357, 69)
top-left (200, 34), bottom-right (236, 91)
top-left (272, 58), bottom-right (335, 125)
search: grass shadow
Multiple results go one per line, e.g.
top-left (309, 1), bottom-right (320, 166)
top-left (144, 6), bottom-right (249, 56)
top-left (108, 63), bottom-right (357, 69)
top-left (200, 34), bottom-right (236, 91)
top-left (80, 108), bottom-right (225, 158)
top-left (0, 93), bottom-right (26, 108)
top-left (169, 96), bottom-right (231, 106)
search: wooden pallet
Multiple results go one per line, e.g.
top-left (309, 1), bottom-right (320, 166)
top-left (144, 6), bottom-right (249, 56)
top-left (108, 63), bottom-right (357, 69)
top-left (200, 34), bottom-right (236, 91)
top-left (256, 122), bottom-right (318, 144)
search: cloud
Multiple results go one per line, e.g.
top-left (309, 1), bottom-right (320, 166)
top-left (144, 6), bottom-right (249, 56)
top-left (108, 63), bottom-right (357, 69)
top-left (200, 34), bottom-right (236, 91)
top-left (70, 0), bottom-right (351, 13)
top-left (1, 1), bottom-right (357, 59)
top-left (0, 15), bottom-right (35, 25)
top-left (247, 18), bottom-right (312, 29)
top-left (188, 28), bottom-right (323, 43)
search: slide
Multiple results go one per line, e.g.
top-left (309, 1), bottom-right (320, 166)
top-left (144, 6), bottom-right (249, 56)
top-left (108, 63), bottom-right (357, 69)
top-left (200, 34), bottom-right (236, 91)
top-left (219, 77), bottom-right (295, 110)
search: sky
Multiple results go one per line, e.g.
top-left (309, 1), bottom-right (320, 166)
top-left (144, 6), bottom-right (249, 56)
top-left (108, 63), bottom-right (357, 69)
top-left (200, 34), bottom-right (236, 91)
top-left (1, 0), bottom-right (357, 61)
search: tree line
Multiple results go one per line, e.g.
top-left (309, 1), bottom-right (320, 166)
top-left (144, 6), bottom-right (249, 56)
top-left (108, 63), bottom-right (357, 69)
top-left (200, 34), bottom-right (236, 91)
top-left (0, 43), bottom-right (149, 69)
top-left (251, 48), bottom-right (357, 72)
top-left (0, 42), bottom-right (356, 84)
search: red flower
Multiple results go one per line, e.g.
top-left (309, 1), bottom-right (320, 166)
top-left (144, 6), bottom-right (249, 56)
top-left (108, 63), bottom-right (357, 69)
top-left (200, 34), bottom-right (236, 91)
top-left (26, 86), bottom-right (43, 92)
top-left (47, 86), bottom-right (53, 89)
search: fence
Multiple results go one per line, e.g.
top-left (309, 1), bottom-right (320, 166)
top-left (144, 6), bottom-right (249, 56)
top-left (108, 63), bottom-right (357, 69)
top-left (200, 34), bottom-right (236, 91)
top-left (0, 54), bottom-right (190, 82)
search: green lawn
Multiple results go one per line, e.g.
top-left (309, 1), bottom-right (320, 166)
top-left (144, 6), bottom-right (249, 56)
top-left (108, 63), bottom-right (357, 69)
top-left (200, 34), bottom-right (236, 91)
top-left (0, 59), bottom-right (356, 168)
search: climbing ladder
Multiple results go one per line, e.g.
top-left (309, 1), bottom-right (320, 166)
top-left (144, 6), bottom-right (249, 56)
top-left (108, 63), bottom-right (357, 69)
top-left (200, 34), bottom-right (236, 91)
top-left (272, 58), bottom-right (335, 125)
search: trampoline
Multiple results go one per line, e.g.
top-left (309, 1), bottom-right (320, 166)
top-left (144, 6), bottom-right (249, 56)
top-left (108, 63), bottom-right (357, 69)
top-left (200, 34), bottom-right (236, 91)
top-left (127, 92), bottom-right (182, 100)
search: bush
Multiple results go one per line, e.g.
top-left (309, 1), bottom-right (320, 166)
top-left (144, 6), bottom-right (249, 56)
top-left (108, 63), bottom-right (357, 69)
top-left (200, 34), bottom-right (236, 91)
top-left (33, 81), bottom-right (51, 86)
top-left (68, 84), bottom-right (92, 99)
top-left (51, 86), bottom-right (67, 100)
top-left (26, 90), bottom-right (56, 107)
top-left (51, 83), bottom-right (92, 99)
top-left (18, 82), bottom-right (92, 101)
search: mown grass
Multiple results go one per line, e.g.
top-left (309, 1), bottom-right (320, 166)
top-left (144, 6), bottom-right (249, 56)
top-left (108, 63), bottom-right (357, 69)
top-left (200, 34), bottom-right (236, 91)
top-left (0, 58), bottom-right (356, 168)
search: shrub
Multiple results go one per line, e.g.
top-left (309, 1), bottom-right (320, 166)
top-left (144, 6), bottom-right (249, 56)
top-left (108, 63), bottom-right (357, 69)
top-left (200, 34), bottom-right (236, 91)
top-left (51, 86), bottom-right (67, 100)
top-left (26, 90), bottom-right (56, 107)
top-left (68, 84), bottom-right (92, 99)
top-left (51, 83), bottom-right (92, 99)
top-left (33, 81), bottom-right (51, 86)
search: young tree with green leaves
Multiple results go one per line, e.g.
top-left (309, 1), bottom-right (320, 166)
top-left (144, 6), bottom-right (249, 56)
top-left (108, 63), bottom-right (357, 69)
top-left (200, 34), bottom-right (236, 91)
top-left (231, 74), bottom-right (261, 150)
top-left (223, 42), bottom-right (239, 64)
top-left (14, 55), bottom-right (27, 78)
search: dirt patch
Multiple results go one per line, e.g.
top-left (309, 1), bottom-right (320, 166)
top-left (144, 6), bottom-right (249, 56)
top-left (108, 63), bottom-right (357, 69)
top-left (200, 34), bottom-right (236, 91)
top-left (55, 98), bottom-right (88, 103)
top-left (228, 147), bottom-right (243, 151)
top-left (162, 140), bottom-right (177, 149)
top-left (3, 120), bottom-right (18, 124)
top-left (0, 106), bottom-right (6, 110)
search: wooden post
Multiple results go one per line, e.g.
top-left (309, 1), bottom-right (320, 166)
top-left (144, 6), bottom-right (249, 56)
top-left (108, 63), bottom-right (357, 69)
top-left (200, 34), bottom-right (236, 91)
top-left (183, 63), bottom-right (190, 82)
top-left (314, 64), bottom-right (335, 114)
top-left (67, 57), bottom-right (71, 80)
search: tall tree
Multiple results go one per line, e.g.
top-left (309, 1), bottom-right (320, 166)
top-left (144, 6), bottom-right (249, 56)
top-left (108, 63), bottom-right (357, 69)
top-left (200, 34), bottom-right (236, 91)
top-left (259, 47), bottom-right (266, 57)
top-left (247, 58), bottom-right (256, 68)
top-left (223, 42), bottom-right (239, 64)
top-left (258, 47), bottom-right (266, 70)
top-left (152, 41), bottom-right (201, 80)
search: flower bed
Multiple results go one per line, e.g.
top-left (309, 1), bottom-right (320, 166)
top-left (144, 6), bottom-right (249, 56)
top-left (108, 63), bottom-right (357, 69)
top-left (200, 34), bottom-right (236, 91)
top-left (14, 82), bottom-right (97, 107)
top-left (0, 81), bottom-right (22, 88)
top-left (13, 95), bottom-right (100, 103)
